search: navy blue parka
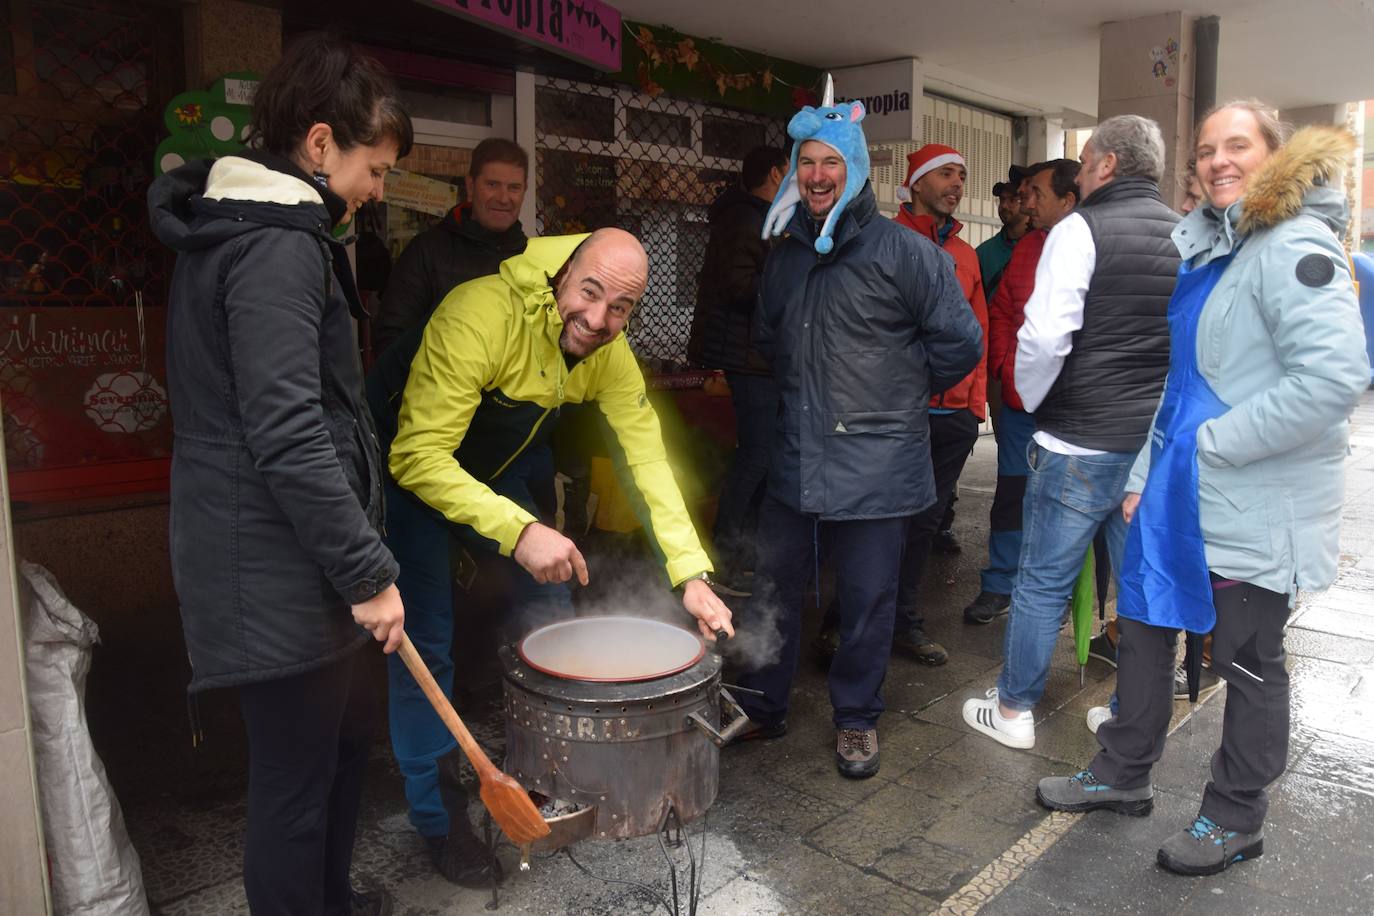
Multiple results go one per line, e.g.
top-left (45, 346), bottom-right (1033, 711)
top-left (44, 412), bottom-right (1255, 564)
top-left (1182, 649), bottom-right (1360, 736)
top-left (756, 182), bottom-right (983, 520)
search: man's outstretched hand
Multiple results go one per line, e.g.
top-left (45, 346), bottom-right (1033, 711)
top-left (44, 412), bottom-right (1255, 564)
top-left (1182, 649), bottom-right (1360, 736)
top-left (514, 522), bottom-right (590, 586)
top-left (682, 578), bottom-right (734, 641)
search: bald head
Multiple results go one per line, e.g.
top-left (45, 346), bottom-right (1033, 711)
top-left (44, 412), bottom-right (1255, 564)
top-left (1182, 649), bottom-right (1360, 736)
top-left (556, 227), bottom-right (648, 357)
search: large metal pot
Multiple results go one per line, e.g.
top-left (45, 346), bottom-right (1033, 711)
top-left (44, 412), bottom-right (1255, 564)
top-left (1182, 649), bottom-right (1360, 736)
top-left (501, 616), bottom-right (748, 844)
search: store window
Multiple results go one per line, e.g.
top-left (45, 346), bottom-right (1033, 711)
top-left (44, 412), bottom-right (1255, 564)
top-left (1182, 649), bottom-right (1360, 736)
top-left (1, 0), bottom-right (181, 501)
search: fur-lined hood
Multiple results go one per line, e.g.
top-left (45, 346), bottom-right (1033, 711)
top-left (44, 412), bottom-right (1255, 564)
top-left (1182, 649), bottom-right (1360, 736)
top-left (1238, 123), bottom-right (1356, 234)
top-left (1174, 124), bottom-right (1355, 263)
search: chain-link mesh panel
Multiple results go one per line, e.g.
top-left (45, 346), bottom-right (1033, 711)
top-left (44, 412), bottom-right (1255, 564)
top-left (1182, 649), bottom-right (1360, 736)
top-left (535, 76), bottom-right (786, 371)
top-left (1, 0), bottom-right (175, 473)
top-left (1, 0), bottom-right (170, 305)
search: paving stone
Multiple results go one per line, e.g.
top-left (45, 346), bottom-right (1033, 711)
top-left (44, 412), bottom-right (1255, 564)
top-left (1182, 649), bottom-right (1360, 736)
top-left (1286, 730), bottom-right (1374, 797)
top-left (1174, 881), bottom-right (1304, 916)
top-left (804, 781), bottom-right (954, 869)
top-left (1221, 772), bottom-right (1374, 913)
top-left (931, 734), bottom-right (1078, 791)
top-left (1284, 626), bottom-right (1374, 665)
top-left (754, 840), bottom-right (943, 915)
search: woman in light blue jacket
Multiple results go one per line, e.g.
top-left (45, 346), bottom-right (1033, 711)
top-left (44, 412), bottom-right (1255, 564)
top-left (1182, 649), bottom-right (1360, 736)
top-left (1036, 101), bottom-right (1369, 876)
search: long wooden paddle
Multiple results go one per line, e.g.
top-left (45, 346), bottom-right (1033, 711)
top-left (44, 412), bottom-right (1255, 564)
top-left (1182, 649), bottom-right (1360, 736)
top-left (396, 633), bottom-right (551, 845)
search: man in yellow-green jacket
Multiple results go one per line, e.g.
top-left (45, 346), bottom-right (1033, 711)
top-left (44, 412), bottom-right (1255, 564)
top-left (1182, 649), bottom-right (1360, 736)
top-left (365, 227), bottom-right (733, 885)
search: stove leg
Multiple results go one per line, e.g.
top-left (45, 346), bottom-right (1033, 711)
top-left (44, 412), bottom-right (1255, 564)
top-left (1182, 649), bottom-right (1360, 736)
top-left (483, 809), bottom-right (500, 911)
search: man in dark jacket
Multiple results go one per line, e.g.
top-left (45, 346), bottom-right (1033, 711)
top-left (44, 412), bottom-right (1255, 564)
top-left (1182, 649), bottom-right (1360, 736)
top-left (963, 116), bottom-right (1179, 750)
top-left (687, 145), bottom-right (786, 593)
top-left (733, 100), bottom-right (983, 779)
top-left (370, 137), bottom-right (529, 360)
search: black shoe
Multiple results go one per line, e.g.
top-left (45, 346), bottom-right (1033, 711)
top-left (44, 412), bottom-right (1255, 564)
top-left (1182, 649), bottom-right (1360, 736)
top-left (349, 887), bottom-right (394, 916)
top-left (811, 627), bottom-right (840, 669)
top-left (892, 628), bottom-right (948, 666)
top-left (934, 529), bottom-right (962, 555)
top-left (726, 718), bottom-right (787, 745)
top-left (1087, 630), bottom-right (1118, 668)
top-left (426, 825), bottom-right (504, 888)
top-left (835, 728), bottom-right (880, 779)
top-left (963, 591), bottom-right (1011, 625)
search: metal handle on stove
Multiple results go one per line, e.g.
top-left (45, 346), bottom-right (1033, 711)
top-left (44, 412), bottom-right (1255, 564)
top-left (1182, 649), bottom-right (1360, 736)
top-left (685, 685), bottom-right (753, 748)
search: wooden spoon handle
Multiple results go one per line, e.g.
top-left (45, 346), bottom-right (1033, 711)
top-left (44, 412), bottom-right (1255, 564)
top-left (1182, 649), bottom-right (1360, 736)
top-left (397, 633), bottom-right (499, 782)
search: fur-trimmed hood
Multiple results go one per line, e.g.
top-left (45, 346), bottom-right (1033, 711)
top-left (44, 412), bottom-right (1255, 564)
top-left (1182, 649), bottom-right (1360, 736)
top-left (1238, 123), bottom-right (1356, 234)
top-left (1174, 124), bottom-right (1355, 264)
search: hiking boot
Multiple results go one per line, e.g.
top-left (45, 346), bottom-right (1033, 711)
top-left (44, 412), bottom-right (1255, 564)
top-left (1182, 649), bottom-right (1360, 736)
top-left (1173, 665), bottom-right (1222, 701)
top-left (963, 591), bottom-right (1011, 625)
top-left (349, 887), bottom-right (394, 916)
top-left (1157, 815), bottom-right (1264, 876)
top-left (426, 823), bottom-right (503, 888)
top-left (430, 750), bottom-right (501, 887)
top-left (1087, 630), bottom-right (1118, 668)
top-left (892, 628), bottom-right (948, 666)
top-left (1086, 706), bottom-right (1113, 734)
top-left (934, 529), bottom-right (962, 555)
top-left (726, 717), bottom-right (787, 745)
top-left (962, 687), bottom-right (1035, 749)
top-left (835, 728), bottom-right (880, 779)
top-left (810, 627), bottom-right (840, 669)
top-left (1036, 769), bottom-right (1154, 816)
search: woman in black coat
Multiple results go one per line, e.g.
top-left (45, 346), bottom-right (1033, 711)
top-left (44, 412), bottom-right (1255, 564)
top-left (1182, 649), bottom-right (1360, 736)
top-left (148, 34), bottom-right (412, 915)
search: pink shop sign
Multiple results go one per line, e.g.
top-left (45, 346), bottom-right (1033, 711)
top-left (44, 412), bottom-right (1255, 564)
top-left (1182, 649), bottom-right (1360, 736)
top-left (421, 0), bottom-right (623, 71)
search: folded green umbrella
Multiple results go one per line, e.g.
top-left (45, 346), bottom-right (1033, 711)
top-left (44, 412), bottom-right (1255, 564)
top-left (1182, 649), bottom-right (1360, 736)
top-left (1072, 547), bottom-right (1096, 681)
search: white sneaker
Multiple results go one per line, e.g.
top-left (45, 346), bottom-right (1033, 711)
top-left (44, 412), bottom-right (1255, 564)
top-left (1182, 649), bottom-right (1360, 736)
top-left (1086, 706), bottom-right (1113, 734)
top-left (962, 687), bottom-right (1035, 749)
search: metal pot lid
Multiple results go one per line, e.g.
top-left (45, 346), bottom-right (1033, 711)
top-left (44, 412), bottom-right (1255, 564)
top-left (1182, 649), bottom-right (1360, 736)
top-left (517, 616), bottom-right (705, 683)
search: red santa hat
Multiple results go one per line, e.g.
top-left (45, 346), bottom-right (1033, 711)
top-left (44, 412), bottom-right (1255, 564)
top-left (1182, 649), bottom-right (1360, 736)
top-left (896, 144), bottom-right (966, 202)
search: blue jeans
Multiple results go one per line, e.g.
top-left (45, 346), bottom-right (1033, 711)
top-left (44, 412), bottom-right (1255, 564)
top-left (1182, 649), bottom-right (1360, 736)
top-left (384, 446), bottom-right (570, 838)
top-left (997, 442), bottom-right (1132, 712)
top-left (712, 372), bottom-right (779, 571)
top-left (737, 497), bottom-right (907, 730)
top-left (980, 407), bottom-right (1036, 595)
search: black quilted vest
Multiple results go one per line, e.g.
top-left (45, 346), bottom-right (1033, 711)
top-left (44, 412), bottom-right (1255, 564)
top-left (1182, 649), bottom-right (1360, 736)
top-left (1035, 177), bottom-right (1180, 452)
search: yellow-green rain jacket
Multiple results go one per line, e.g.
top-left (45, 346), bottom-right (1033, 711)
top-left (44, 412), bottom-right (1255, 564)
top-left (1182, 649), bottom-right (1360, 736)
top-left (388, 234), bottom-right (712, 586)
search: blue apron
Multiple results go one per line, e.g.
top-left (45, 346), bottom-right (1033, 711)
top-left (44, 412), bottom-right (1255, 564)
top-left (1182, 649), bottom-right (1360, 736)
top-left (1117, 249), bottom-right (1238, 632)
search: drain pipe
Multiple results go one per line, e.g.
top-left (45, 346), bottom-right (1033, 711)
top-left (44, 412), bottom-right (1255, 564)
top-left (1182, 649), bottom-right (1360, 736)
top-left (1193, 16), bottom-right (1219, 124)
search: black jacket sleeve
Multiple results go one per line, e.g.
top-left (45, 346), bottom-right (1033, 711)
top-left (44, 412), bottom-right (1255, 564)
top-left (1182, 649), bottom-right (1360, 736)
top-left (372, 232), bottom-right (435, 359)
top-left (224, 230), bottom-right (398, 605)
top-left (909, 243), bottom-right (984, 395)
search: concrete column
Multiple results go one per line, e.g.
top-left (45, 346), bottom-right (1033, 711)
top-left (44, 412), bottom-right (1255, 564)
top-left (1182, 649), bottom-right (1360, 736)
top-left (183, 0), bottom-right (283, 88)
top-left (515, 70), bottom-right (538, 234)
top-left (1098, 12), bottom-right (1195, 209)
top-left (1026, 116), bottom-right (1065, 163)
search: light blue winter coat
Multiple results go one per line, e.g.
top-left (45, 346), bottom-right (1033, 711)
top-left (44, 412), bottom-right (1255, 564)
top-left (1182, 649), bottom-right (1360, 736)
top-left (1128, 126), bottom-right (1370, 598)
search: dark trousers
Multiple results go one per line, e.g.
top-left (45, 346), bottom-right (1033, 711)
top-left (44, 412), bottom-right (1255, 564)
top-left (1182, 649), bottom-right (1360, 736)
top-left (737, 497), bottom-right (907, 730)
top-left (239, 649), bottom-right (375, 916)
top-left (896, 409), bottom-right (980, 632)
top-left (712, 372), bottom-right (779, 571)
top-left (384, 445), bottom-right (569, 838)
top-left (1091, 578), bottom-right (1291, 832)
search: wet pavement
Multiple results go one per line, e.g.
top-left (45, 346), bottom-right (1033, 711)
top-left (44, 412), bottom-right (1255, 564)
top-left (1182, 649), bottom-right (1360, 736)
top-left (106, 392), bottom-right (1374, 915)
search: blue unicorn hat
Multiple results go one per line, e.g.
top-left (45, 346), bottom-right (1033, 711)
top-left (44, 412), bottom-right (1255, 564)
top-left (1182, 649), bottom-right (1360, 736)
top-left (762, 75), bottom-right (870, 255)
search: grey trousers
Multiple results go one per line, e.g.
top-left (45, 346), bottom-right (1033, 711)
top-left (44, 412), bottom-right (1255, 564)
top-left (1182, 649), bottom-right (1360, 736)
top-left (1090, 577), bottom-right (1290, 833)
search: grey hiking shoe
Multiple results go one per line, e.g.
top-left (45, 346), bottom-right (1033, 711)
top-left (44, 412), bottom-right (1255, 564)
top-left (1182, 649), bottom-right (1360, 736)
top-left (1157, 815), bottom-right (1263, 876)
top-left (835, 728), bottom-right (879, 779)
top-left (1036, 769), bottom-right (1154, 816)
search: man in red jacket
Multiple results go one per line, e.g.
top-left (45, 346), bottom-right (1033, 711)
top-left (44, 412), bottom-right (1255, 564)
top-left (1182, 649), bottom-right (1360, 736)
top-left (964, 159), bottom-right (1080, 625)
top-left (884, 144), bottom-right (990, 663)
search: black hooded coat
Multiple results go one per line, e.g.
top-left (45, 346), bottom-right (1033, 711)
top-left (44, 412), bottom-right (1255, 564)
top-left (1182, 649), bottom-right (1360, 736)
top-left (148, 151), bottom-right (398, 692)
